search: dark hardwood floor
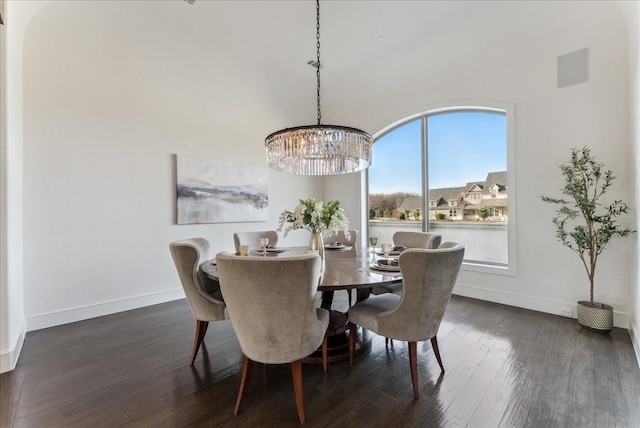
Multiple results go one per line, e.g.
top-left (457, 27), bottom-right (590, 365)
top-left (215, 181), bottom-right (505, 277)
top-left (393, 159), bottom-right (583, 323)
top-left (2, 294), bottom-right (639, 427)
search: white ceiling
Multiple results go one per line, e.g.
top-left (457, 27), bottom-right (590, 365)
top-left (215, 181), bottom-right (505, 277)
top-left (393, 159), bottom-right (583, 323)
top-left (165, 1), bottom-right (522, 74)
top-left (142, 0), bottom-right (551, 127)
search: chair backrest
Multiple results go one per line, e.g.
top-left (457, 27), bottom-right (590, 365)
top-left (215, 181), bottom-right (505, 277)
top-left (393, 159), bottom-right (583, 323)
top-left (324, 229), bottom-right (358, 247)
top-left (169, 238), bottom-right (226, 321)
top-left (233, 230), bottom-right (279, 253)
top-left (216, 252), bottom-right (324, 364)
top-left (393, 231), bottom-right (442, 249)
top-left (376, 242), bottom-right (465, 341)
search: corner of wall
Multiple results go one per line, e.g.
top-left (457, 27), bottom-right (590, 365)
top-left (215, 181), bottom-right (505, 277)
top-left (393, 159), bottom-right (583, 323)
top-left (0, 319), bottom-right (25, 373)
top-left (616, 0), bottom-right (640, 371)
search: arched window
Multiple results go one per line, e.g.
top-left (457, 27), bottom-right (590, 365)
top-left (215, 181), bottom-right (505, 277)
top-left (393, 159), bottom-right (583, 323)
top-left (368, 102), bottom-right (516, 274)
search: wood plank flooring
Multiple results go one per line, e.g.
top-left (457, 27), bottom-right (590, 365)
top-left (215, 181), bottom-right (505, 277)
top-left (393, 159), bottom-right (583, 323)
top-left (2, 295), bottom-right (639, 427)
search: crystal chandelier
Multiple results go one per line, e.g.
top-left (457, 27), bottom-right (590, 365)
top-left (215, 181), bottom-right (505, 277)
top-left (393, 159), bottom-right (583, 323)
top-left (265, 0), bottom-right (373, 176)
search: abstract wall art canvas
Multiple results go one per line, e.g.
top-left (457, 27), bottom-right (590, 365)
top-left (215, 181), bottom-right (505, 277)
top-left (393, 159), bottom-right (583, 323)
top-left (176, 155), bottom-right (268, 224)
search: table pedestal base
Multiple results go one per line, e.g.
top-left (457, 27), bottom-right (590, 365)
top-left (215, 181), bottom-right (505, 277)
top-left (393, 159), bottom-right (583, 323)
top-left (303, 311), bottom-right (371, 364)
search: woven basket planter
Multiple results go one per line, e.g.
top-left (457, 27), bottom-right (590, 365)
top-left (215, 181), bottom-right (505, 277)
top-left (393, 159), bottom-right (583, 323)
top-left (577, 301), bottom-right (613, 332)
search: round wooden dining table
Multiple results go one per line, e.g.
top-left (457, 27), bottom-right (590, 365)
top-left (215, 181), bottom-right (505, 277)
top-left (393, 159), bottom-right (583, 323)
top-left (202, 245), bottom-right (403, 364)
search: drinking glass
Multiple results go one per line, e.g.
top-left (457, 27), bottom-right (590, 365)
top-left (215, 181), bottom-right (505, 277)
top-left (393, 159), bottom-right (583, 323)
top-left (369, 236), bottom-right (378, 254)
top-left (381, 243), bottom-right (392, 258)
top-left (259, 237), bottom-right (269, 256)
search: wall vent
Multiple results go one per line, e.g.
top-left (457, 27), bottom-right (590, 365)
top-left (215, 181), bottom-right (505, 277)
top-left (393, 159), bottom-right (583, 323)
top-left (557, 48), bottom-right (589, 88)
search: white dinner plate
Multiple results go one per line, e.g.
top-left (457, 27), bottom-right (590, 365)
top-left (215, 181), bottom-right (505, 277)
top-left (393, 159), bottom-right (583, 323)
top-left (250, 248), bottom-right (285, 255)
top-left (325, 244), bottom-right (350, 250)
top-left (369, 263), bottom-right (401, 272)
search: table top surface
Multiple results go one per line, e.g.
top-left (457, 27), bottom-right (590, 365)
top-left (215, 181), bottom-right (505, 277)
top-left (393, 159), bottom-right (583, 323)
top-left (201, 246), bottom-right (402, 291)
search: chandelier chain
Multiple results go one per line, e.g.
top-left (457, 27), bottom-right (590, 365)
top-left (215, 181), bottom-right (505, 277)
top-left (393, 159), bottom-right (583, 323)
top-left (316, 0), bottom-right (321, 125)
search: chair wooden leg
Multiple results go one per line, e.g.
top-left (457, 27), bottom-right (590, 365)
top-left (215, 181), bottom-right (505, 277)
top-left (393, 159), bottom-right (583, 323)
top-left (202, 321), bottom-right (209, 336)
top-left (291, 360), bottom-right (305, 424)
top-left (322, 335), bottom-right (328, 373)
top-left (347, 289), bottom-right (352, 308)
top-left (408, 341), bottom-right (419, 400)
top-left (431, 336), bottom-right (445, 372)
top-left (234, 356), bottom-right (254, 416)
top-left (385, 337), bottom-right (393, 347)
top-left (190, 320), bottom-right (209, 366)
top-left (348, 322), bottom-right (356, 367)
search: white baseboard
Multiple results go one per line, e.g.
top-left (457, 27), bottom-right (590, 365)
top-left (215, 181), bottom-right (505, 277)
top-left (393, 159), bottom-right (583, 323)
top-left (453, 282), bottom-right (629, 329)
top-left (0, 320), bottom-right (26, 373)
top-left (26, 288), bottom-right (185, 332)
top-left (630, 318), bottom-right (640, 370)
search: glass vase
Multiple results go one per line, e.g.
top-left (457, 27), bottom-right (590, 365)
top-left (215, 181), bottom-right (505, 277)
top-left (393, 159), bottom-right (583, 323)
top-left (309, 232), bottom-right (325, 273)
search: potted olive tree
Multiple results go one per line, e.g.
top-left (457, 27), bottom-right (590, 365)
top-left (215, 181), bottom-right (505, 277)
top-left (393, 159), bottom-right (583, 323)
top-left (541, 147), bottom-right (635, 332)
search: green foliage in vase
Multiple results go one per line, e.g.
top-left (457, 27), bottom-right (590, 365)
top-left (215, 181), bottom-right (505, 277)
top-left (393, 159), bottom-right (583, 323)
top-left (278, 197), bottom-right (351, 240)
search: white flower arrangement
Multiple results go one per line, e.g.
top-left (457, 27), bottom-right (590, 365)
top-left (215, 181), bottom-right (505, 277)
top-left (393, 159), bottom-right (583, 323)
top-left (277, 198), bottom-right (351, 240)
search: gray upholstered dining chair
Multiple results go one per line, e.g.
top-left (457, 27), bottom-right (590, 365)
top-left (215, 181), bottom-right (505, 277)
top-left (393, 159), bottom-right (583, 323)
top-left (169, 238), bottom-right (228, 366)
top-left (392, 231), bottom-right (442, 250)
top-left (324, 229), bottom-right (358, 247)
top-left (215, 252), bottom-right (329, 425)
top-left (372, 231), bottom-right (443, 296)
top-left (232, 230), bottom-right (279, 254)
top-left (348, 242), bottom-right (465, 399)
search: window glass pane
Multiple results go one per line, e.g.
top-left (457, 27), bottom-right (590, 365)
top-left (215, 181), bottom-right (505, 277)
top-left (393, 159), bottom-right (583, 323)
top-left (427, 111), bottom-right (507, 264)
top-left (368, 119), bottom-right (421, 246)
top-left (367, 107), bottom-right (511, 270)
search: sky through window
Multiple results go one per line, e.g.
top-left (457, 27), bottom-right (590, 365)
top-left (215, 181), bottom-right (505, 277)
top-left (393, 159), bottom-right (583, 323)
top-left (369, 112), bottom-right (506, 194)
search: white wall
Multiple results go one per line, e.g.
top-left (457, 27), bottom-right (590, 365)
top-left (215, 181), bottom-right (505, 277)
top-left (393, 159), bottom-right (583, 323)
top-left (327, 2), bottom-right (636, 327)
top-left (617, 0), bottom-right (640, 366)
top-left (2, 1), bottom-right (637, 371)
top-left (0, 0), bottom-right (45, 373)
top-left (19, 1), bottom-right (323, 331)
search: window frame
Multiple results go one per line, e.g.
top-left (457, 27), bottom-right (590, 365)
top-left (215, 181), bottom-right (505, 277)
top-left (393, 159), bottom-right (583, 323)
top-left (368, 100), bottom-right (517, 276)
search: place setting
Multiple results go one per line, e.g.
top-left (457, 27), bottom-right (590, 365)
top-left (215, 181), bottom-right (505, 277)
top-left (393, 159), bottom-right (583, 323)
top-left (369, 243), bottom-right (402, 272)
top-left (369, 258), bottom-right (401, 272)
top-left (375, 244), bottom-right (406, 257)
top-left (250, 248), bottom-right (285, 256)
top-left (249, 237), bottom-right (286, 256)
top-left (324, 241), bottom-right (352, 251)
